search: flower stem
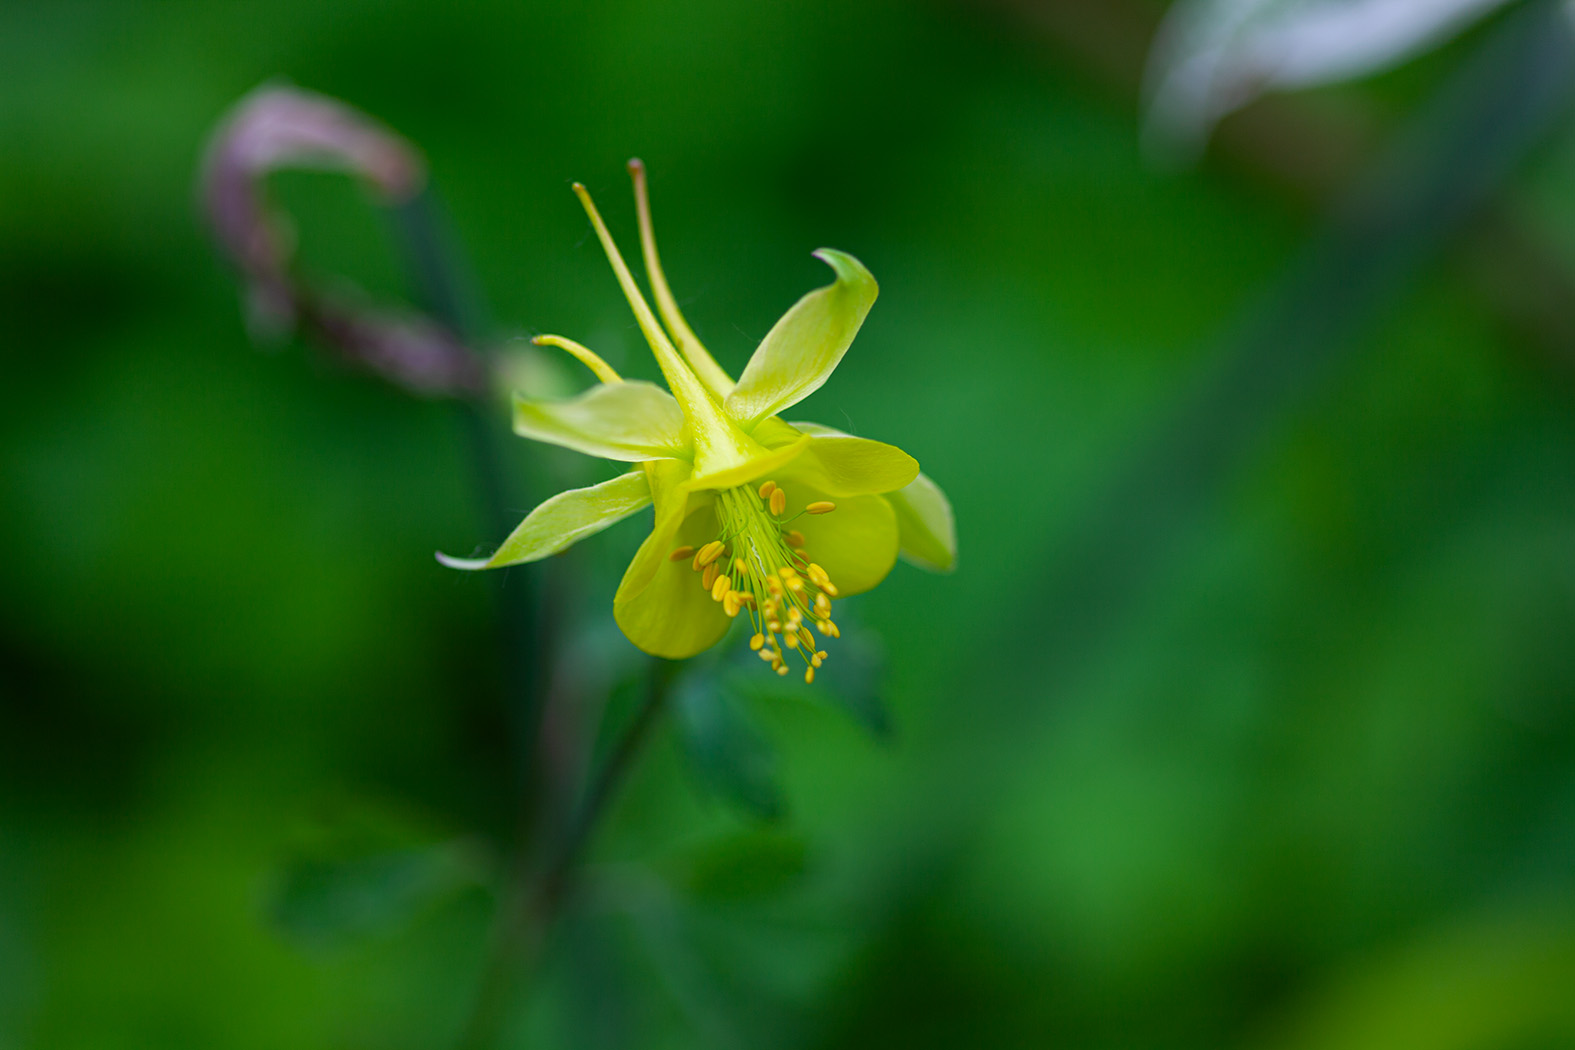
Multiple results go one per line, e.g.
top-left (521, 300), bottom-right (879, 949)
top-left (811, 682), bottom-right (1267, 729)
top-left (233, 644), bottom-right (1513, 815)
top-left (455, 659), bottom-right (675, 1050)
top-left (544, 658), bottom-right (674, 907)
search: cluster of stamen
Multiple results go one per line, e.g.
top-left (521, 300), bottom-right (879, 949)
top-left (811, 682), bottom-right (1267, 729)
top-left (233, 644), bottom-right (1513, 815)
top-left (668, 480), bottom-right (840, 683)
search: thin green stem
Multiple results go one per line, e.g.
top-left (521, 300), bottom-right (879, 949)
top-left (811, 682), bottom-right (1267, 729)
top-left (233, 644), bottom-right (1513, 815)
top-left (455, 660), bottom-right (675, 1050)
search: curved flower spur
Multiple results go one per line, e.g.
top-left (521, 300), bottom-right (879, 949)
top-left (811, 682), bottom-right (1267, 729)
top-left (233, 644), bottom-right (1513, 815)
top-left (441, 161), bottom-right (955, 682)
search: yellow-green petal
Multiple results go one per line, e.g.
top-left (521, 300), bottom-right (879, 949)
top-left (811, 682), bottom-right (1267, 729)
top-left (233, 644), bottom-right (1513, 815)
top-left (513, 381), bottom-right (690, 462)
top-left (723, 250), bottom-right (878, 428)
top-left (437, 470), bottom-right (652, 570)
top-left (749, 416), bottom-right (805, 449)
top-left (686, 434), bottom-right (810, 492)
top-left (778, 482), bottom-right (898, 597)
top-left (613, 461), bottom-right (731, 658)
top-left (786, 422), bottom-right (919, 497)
top-left (886, 472), bottom-right (956, 573)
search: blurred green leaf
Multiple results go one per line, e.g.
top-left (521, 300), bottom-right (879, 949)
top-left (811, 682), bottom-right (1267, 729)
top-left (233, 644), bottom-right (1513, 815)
top-left (667, 828), bottom-right (809, 904)
top-left (733, 629), bottom-right (892, 739)
top-left (672, 667), bottom-right (784, 821)
top-left (267, 839), bottom-right (488, 949)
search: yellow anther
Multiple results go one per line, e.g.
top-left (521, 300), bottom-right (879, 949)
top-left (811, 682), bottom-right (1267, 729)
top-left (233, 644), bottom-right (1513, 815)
top-left (769, 487), bottom-right (787, 517)
top-left (711, 575), bottom-right (732, 602)
top-left (811, 654), bottom-right (823, 669)
top-left (806, 501), bottom-right (835, 515)
top-left (785, 530), bottom-right (805, 548)
top-left (669, 545), bottom-right (695, 562)
top-left (767, 620), bottom-right (782, 634)
top-left (816, 650), bottom-right (828, 661)
top-left (723, 591), bottom-right (741, 617)
top-left (750, 633), bottom-right (765, 651)
top-left (776, 664), bottom-right (789, 677)
top-left (787, 576), bottom-right (804, 593)
top-left (784, 633), bottom-right (800, 649)
top-left (799, 628), bottom-right (815, 649)
top-left (758, 479), bottom-right (777, 500)
top-left (738, 592), bottom-right (756, 608)
top-left (822, 582), bottom-right (839, 597)
top-left (804, 667), bottom-right (815, 684)
top-left (759, 647), bottom-right (777, 663)
top-left (701, 562), bottom-right (719, 591)
top-left (825, 621), bottom-right (841, 638)
top-left (696, 540), bottom-right (725, 567)
top-left (766, 576), bottom-right (783, 597)
top-left (733, 557), bottom-right (748, 575)
top-left (814, 594), bottom-right (831, 616)
top-left (806, 563), bottom-right (830, 587)
top-left (778, 566), bottom-right (798, 579)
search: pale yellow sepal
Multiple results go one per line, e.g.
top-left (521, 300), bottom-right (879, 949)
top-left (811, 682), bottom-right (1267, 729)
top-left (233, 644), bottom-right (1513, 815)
top-left (724, 250), bottom-right (878, 427)
top-left (785, 421), bottom-right (919, 497)
top-left (886, 472), bottom-right (956, 573)
top-left (513, 381), bottom-right (689, 462)
top-left (436, 469), bottom-right (652, 570)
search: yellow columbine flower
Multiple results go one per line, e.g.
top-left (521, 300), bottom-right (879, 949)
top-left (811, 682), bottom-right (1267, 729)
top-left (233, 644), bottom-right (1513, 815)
top-left (441, 161), bottom-right (954, 682)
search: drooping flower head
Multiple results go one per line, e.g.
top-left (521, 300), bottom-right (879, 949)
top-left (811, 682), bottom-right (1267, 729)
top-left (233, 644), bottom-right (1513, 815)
top-left (441, 161), bottom-right (954, 682)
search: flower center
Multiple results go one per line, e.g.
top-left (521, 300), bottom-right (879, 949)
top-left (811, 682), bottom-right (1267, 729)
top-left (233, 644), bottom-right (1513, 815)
top-left (669, 480), bottom-right (841, 683)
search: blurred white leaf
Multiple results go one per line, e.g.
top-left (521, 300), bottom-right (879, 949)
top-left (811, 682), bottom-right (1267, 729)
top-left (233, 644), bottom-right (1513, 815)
top-left (1143, 0), bottom-right (1515, 163)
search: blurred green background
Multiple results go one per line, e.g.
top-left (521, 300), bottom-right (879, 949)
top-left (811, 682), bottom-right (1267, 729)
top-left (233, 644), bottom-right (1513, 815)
top-left (5, 0), bottom-right (1575, 1047)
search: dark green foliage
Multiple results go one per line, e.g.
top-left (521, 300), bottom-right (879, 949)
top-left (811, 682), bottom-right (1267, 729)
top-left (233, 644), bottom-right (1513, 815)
top-left (269, 841), bottom-right (488, 949)
top-left (673, 666), bottom-right (786, 821)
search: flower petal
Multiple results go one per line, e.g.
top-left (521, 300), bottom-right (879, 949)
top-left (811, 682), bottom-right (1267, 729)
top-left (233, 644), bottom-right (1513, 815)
top-left (885, 472), bottom-right (956, 573)
top-left (687, 434), bottom-right (811, 493)
top-left (786, 422), bottom-right (919, 497)
top-left (750, 416), bottom-right (805, 449)
top-left (779, 484), bottom-right (899, 598)
top-left (723, 250), bottom-right (878, 428)
top-left (513, 380), bottom-right (689, 462)
top-left (614, 462), bottom-right (731, 658)
top-left (437, 469), bottom-right (652, 569)
top-left (614, 460), bottom-right (691, 594)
